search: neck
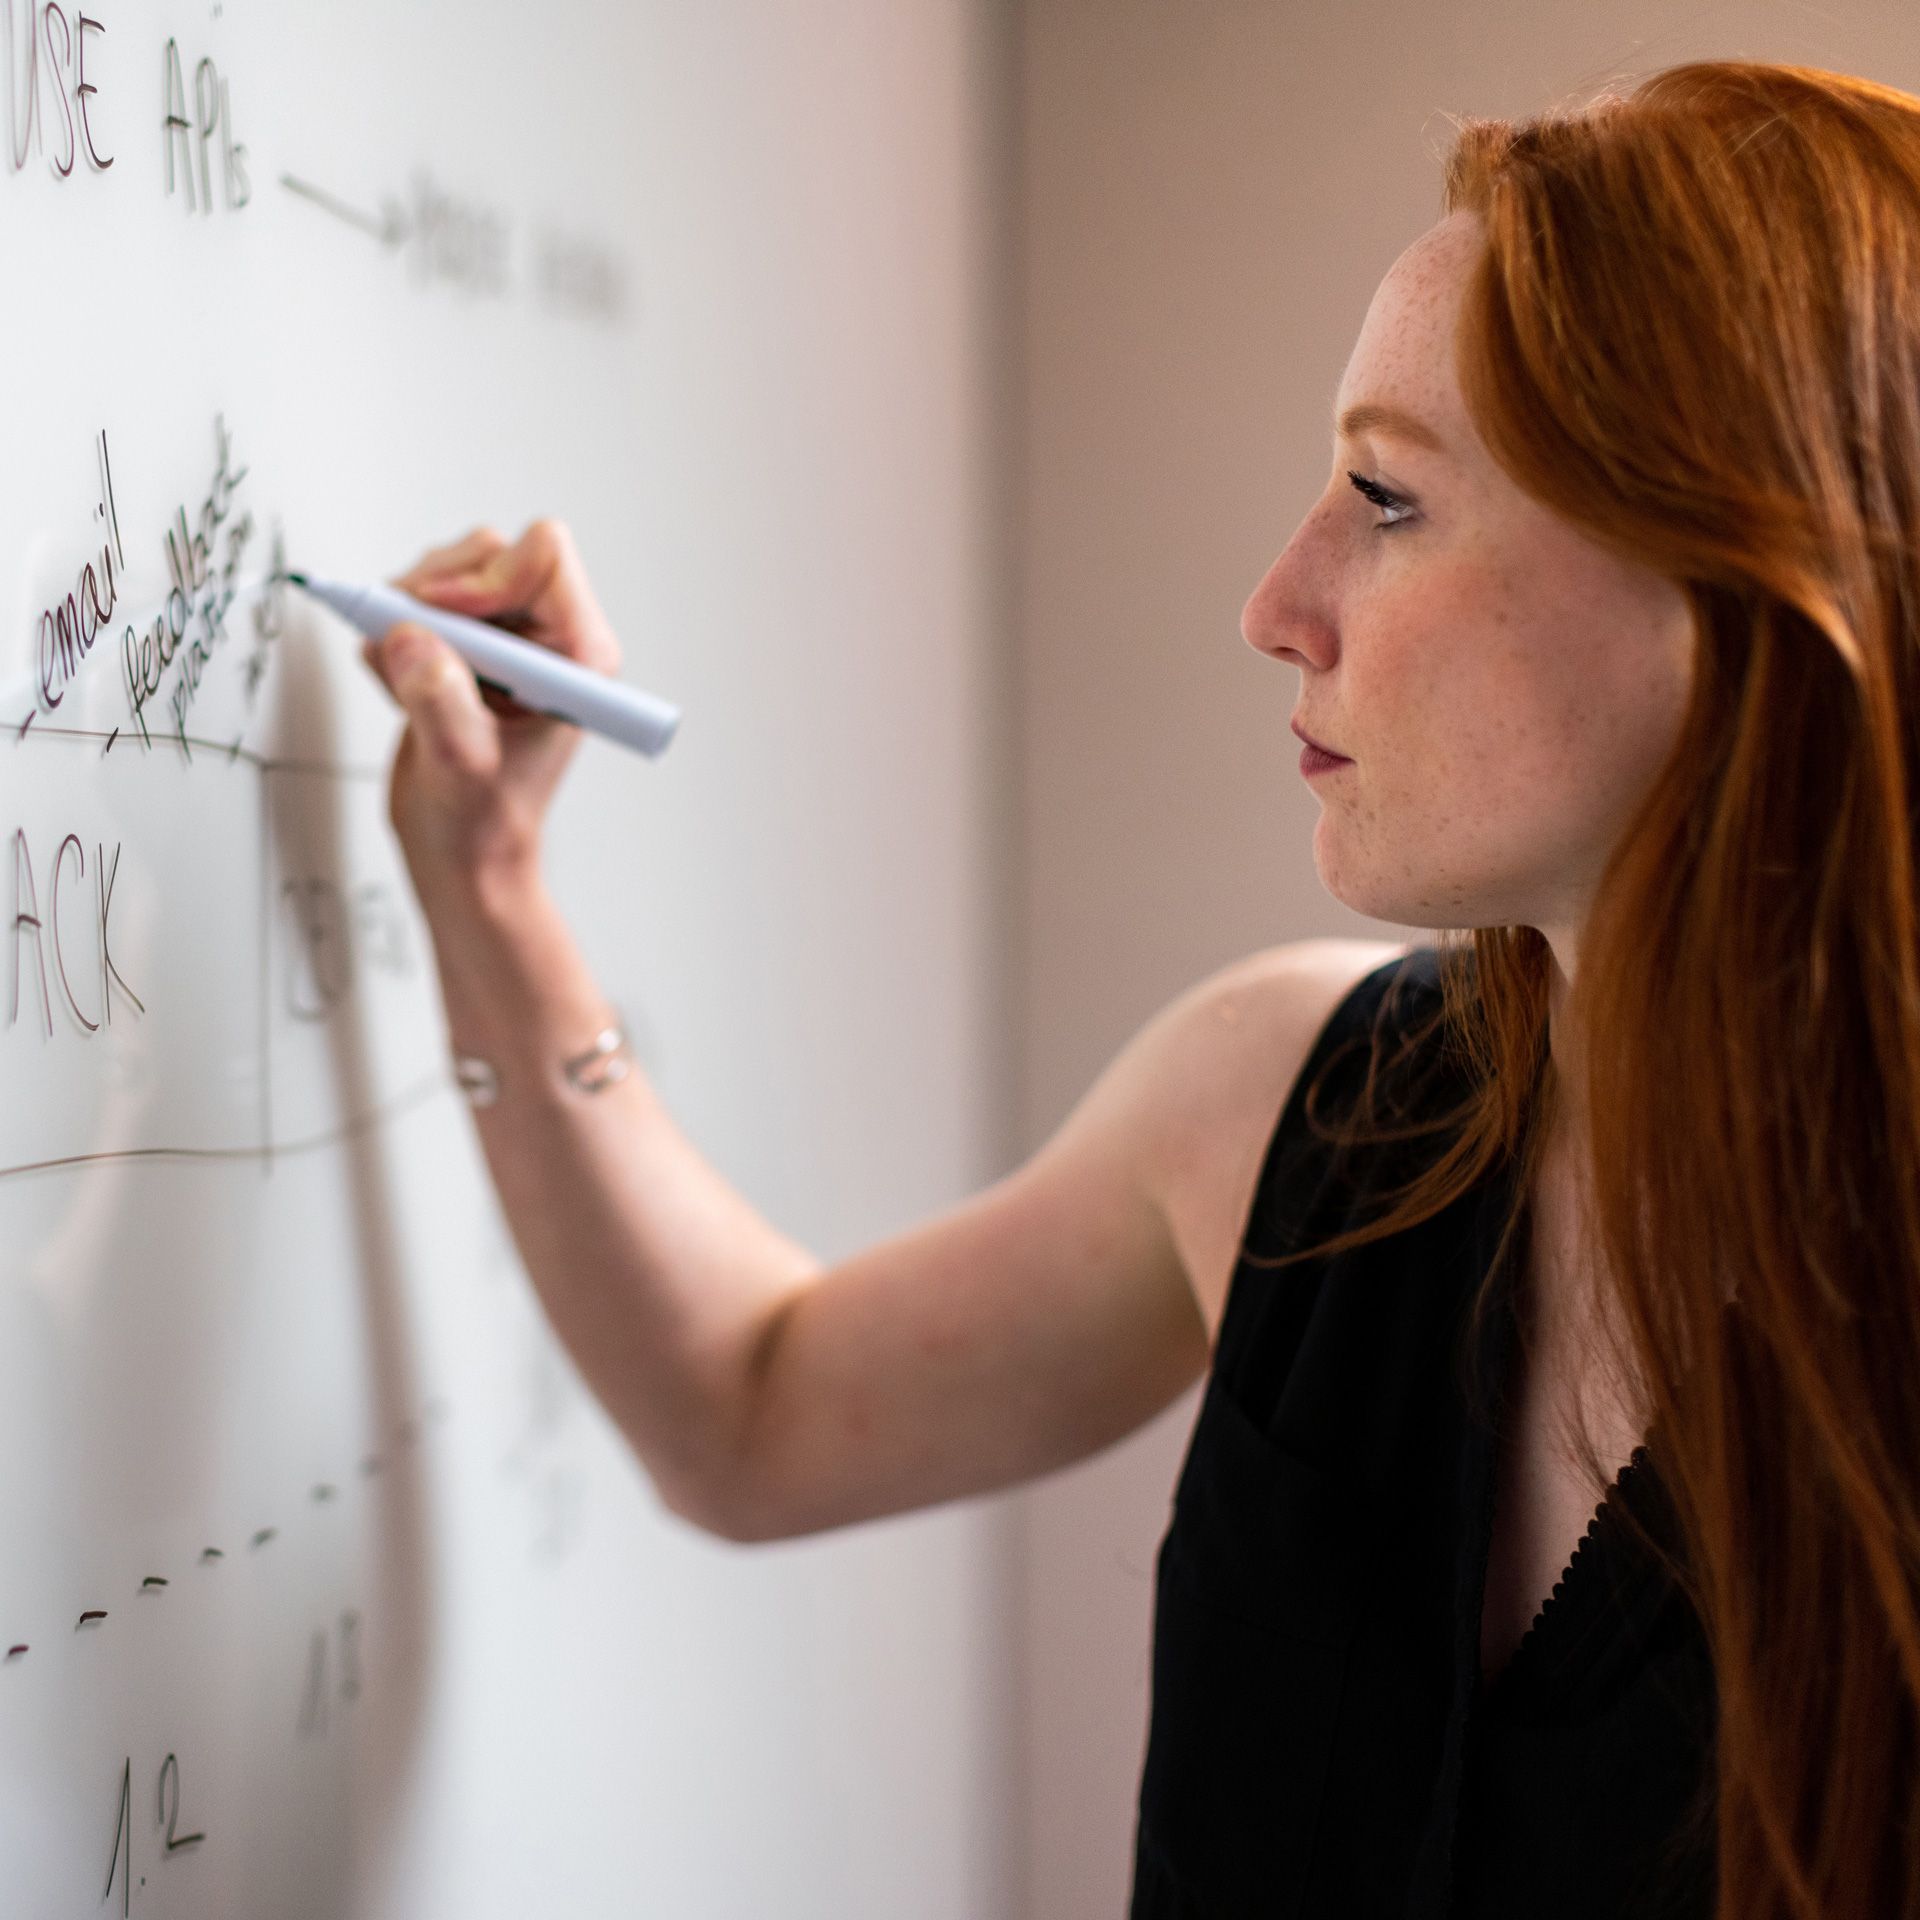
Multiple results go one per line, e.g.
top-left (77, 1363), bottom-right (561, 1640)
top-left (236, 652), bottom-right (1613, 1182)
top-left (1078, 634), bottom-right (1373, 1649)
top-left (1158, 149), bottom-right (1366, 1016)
top-left (1539, 933), bottom-right (1590, 1164)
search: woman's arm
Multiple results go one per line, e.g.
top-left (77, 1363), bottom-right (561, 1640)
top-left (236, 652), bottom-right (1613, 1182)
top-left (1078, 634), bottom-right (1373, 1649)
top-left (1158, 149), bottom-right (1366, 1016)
top-left (364, 520), bottom-right (1397, 1541)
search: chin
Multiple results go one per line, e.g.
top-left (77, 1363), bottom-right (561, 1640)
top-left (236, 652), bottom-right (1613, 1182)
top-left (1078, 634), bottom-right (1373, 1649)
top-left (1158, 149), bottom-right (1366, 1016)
top-left (1311, 836), bottom-right (1491, 933)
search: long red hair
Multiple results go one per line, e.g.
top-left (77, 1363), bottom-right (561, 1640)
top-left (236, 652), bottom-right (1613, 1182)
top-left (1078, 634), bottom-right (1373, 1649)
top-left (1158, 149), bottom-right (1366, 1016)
top-left (1253, 59), bottom-right (1920, 1919)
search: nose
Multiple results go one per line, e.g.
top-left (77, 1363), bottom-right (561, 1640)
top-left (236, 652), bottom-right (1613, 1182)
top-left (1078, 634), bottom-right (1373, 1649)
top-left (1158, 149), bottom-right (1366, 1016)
top-left (1240, 518), bottom-right (1337, 672)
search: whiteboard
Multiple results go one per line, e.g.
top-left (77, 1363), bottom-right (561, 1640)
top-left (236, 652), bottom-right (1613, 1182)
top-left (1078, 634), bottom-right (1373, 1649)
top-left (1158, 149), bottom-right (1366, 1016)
top-left (0, 3), bottom-right (1014, 1914)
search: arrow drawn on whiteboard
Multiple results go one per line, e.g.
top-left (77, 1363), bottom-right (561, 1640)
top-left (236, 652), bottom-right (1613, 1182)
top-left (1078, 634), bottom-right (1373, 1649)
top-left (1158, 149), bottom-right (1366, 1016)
top-left (278, 171), bottom-right (408, 248)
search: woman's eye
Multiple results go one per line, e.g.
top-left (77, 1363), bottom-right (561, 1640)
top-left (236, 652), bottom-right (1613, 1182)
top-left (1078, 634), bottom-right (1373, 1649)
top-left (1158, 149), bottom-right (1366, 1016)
top-left (1345, 469), bottom-right (1415, 532)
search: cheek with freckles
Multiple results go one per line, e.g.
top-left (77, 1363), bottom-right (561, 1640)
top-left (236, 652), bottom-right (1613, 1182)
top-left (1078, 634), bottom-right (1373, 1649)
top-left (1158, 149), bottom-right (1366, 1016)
top-left (1313, 597), bottom-right (1631, 925)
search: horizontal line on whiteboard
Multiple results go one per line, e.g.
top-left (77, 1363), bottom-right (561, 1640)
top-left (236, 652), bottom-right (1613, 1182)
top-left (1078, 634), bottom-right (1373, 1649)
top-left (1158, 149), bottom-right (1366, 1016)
top-left (0, 1070), bottom-right (449, 1184)
top-left (10, 719), bottom-right (384, 782)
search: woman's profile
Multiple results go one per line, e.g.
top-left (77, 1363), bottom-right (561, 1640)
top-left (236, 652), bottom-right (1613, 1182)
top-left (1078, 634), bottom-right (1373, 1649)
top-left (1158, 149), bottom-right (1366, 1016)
top-left (362, 57), bottom-right (1920, 1920)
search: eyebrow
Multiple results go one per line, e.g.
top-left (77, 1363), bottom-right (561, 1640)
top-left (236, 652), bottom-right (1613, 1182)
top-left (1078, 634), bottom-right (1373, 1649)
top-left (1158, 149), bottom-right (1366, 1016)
top-left (1331, 401), bottom-right (1448, 456)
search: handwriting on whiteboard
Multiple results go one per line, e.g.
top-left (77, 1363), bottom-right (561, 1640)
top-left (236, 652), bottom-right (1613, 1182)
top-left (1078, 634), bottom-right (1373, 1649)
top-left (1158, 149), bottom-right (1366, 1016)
top-left (163, 35), bottom-right (249, 214)
top-left (103, 1749), bottom-right (206, 1917)
top-left (8, 830), bottom-right (141, 1040)
top-left (35, 429), bottom-right (125, 717)
top-left (4, 4), bottom-right (113, 183)
top-left (119, 415), bottom-right (254, 755)
top-left (282, 876), bottom-right (416, 1022)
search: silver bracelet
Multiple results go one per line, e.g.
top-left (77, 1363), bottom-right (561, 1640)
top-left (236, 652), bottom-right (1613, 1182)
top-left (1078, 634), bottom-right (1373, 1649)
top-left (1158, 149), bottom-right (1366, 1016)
top-left (452, 1012), bottom-right (633, 1107)
top-left (561, 1020), bottom-right (634, 1095)
top-left (452, 1052), bottom-right (502, 1108)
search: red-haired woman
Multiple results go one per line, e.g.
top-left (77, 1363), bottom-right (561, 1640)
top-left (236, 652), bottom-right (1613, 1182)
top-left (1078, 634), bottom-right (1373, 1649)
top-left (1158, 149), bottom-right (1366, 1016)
top-left (365, 59), bottom-right (1920, 1920)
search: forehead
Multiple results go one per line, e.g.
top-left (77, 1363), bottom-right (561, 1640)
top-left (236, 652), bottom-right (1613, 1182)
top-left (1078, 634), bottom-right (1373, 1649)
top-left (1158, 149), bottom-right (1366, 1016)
top-left (1332, 211), bottom-right (1483, 456)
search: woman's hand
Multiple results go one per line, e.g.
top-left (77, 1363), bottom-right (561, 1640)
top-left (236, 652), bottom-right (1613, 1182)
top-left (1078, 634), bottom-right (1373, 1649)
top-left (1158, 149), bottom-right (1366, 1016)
top-left (360, 518), bottom-right (622, 907)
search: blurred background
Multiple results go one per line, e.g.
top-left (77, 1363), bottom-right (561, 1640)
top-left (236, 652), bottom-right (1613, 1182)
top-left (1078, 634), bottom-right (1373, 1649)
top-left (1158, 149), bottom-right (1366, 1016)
top-left (990, 3), bottom-right (1920, 1913)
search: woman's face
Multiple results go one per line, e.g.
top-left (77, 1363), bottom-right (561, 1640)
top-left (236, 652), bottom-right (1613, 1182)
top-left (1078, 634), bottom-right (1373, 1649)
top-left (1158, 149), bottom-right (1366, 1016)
top-left (1242, 209), bottom-right (1695, 948)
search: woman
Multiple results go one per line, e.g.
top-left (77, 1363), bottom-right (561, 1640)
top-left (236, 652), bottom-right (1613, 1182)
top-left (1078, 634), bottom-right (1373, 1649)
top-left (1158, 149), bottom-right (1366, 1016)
top-left (363, 58), bottom-right (1920, 1920)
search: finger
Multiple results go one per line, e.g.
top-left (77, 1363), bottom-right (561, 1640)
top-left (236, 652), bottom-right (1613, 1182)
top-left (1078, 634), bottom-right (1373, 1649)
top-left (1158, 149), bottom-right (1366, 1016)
top-left (405, 525), bottom-right (506, 581)
top-left (376, 623), bottom-right (501, 780)
top-left (413, 518), bottom-right (620, 673)
top-left (395, 526), bottom-right (508, 594)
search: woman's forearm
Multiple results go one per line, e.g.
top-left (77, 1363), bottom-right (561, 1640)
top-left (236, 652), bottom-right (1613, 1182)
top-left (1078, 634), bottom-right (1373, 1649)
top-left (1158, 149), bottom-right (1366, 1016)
top-left (418, 865), bottom-right (822, 1530)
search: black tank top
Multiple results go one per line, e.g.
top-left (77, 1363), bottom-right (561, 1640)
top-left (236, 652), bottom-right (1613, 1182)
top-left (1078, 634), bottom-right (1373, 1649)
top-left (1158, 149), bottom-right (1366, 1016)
top-left (1126, 946), bottom-right (1718, 1919)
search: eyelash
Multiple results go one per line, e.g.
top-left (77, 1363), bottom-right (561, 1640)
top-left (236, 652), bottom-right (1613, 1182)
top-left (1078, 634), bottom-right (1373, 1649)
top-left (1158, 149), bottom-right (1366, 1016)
top-left (1346, 469), bottom-right (1415, 532)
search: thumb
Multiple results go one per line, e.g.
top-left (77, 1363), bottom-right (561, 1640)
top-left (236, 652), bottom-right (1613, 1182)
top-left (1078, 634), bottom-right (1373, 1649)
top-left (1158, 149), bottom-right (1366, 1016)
top-left (373, 623), bottom-right (500, 780)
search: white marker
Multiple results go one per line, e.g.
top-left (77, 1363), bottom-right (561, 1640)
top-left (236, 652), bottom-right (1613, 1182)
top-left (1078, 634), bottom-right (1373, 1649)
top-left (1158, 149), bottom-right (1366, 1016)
top-left (290, 573), bottom-right (680, 758)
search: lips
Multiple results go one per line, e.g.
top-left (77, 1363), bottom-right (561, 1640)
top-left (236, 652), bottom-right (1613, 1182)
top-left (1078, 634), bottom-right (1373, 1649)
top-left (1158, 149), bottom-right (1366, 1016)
top-left (1290, 719), bottom-right (1349, 760)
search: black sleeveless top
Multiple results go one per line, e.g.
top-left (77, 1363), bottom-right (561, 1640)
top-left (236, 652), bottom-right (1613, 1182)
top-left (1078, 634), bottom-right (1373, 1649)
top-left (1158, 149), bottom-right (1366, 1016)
top-left (1127, 947), bottom-right (1718, 1919)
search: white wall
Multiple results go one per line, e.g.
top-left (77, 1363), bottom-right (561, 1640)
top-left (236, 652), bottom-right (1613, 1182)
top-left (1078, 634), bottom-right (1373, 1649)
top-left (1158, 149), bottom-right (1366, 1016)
top-left (0, 3), bottom-right (1026, 1913)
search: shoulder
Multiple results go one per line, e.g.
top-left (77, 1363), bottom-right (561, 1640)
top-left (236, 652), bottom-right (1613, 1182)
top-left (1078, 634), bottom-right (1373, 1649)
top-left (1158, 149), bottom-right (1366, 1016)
top-left (1145, 937), bottom-right (1423, 1346)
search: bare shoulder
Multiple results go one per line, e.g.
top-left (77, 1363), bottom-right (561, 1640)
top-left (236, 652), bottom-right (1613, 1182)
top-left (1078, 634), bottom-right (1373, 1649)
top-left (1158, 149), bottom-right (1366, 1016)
top-left (1144, 937), bottom-right (1419, 1347)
